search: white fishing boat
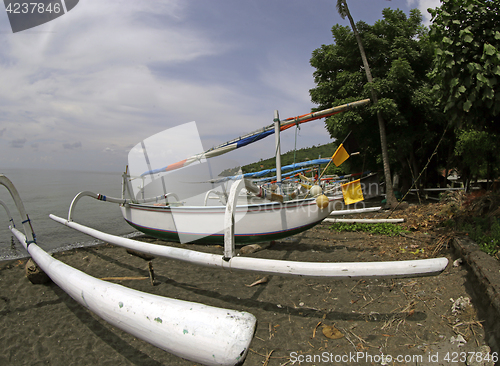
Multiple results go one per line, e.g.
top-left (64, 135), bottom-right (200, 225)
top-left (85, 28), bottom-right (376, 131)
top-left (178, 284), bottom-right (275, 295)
top-left (50, 100), bottom-right (448, 279)
top-left (0, 102), bottom-right (449, 366)
top-left (116, 100), bottom-right (373, 245)
top-left (119, 159), bottom-right (350, 245)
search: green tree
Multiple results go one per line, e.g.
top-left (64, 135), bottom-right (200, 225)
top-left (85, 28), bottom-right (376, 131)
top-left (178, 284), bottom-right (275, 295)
top-left (310, 7), bottom-right (447, 194)
top-left (429, 0), bottom-right (500, 131)
top-left (334, 0), bottom-right (397, 208)
top-left (429, 0), bottom-right (500, 187)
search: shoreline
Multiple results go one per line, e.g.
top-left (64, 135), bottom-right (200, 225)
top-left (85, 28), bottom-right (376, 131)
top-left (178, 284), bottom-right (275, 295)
top-left (0, 230), bottom-right (142, 263)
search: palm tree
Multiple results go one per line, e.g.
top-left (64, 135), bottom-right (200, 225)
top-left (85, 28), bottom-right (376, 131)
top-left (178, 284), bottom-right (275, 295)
top-left (336, 0), bottom-right (397, 208)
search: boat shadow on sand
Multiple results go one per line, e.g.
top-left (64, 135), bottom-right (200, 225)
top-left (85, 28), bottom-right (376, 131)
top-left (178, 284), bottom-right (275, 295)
top-left (74, 243), bottom-right (428, 325)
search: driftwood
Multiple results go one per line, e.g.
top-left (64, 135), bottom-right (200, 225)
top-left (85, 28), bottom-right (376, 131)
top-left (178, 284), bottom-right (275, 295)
top-left (239, 243), bottom-right (270, 255)
top-left (245, 276), bottom-right (269, 287)
top-left (148, 261), bottom-right (156, 286)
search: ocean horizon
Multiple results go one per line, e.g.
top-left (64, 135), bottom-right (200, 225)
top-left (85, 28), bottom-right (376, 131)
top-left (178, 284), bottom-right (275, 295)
top-left (0, 168), bottom-right (136, 262)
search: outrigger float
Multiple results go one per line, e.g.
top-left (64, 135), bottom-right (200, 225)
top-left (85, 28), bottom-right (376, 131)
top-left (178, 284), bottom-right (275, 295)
top-left (0, 175), bottom-right (256, 366)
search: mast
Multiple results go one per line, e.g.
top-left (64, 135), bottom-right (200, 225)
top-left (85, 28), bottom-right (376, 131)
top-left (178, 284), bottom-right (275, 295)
top-left (274, 110), bottom-right (282, 194)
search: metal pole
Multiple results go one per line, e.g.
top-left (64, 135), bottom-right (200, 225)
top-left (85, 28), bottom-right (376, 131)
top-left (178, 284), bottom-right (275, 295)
top-left (223, 179), bottom-right (245, 260)
top-left (274, 110), bottom-right (282, 194)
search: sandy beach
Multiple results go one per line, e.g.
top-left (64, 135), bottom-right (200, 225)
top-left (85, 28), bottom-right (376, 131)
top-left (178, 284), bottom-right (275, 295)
top-left (0, 205), bottom-right (497, 366)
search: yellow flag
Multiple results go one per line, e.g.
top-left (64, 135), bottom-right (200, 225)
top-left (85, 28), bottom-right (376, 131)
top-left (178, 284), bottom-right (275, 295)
top-left (341, 179), bottom-right (364, 205)
top-left (331, 144), bottom-right (350, 167)
top-left (331, 132), bottom-right (359, 167)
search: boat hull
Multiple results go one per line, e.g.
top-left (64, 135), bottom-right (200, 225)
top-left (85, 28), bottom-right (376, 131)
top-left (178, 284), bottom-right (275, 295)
top-left (120, 197), bottom-right (342, 244)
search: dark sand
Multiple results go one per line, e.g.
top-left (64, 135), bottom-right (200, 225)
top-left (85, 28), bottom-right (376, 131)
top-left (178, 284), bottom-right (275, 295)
top-left (0, 205), bottom-right (497, 365)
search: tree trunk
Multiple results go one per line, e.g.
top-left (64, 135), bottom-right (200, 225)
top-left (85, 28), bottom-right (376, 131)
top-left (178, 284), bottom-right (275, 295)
top-left (341, 0), bottom-right (398, 207)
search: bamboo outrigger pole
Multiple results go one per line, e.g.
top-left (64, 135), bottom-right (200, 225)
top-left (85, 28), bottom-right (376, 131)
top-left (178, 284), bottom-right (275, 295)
top-left (142, 99), bottom-right (371, 176)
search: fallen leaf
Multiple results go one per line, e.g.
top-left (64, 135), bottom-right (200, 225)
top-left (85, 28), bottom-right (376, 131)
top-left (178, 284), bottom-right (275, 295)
top-left (322, 325), bottom-right (344, 339)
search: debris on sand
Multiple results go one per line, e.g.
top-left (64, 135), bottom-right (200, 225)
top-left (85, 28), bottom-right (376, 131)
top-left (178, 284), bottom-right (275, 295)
top-left (322, 324), bottom-right (344, 339)
top-left (451, 296), bottom-right (471, 315)
top-left (450, 334), bottom-right (467, 347)
top-left (245, 276), bottom-right (269, 287)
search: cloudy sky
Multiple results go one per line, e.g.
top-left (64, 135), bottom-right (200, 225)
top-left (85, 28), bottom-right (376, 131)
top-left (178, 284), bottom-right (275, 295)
top-left (0, 0), bottom-right (440, 173)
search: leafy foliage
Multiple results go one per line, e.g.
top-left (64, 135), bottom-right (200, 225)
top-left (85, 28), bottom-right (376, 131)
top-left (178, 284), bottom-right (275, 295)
top-left (429, 0), bottom-right (500, 132)
top-left (429, 0), bottom-right (500, 187)
top-left (310, 8), bottom-right (449, 191)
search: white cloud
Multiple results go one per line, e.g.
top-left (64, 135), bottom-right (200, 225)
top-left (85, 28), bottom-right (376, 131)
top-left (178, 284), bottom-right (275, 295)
top-left (1, 0), bottom-right (424, 172)
top-left (407, 0), bottom-right (441, 26)
top-left (0, 0), bottom-right (236, 170)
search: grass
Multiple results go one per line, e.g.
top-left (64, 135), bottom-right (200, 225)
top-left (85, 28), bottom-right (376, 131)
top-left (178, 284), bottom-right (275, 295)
top-left (460, 217), bottom-right (500, 256)
top-left (329, 222), bottom-right (409, 237)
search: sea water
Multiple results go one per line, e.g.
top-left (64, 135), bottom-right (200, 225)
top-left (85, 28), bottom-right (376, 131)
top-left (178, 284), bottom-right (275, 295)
top-left (0, 168), bottom-right (135, 262)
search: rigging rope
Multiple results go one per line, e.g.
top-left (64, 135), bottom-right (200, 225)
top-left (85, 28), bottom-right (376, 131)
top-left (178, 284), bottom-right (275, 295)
top-left (386, 122), bottom-right (450, 218)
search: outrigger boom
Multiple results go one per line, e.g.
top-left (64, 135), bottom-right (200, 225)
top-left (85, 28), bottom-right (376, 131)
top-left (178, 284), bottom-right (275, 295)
top-left (50, 178), bottom-right (448, 279)
top-left (141, 99), bottom-right (371, 175)
top-left (50, 214), bottom-right (448, 278)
